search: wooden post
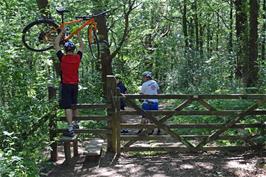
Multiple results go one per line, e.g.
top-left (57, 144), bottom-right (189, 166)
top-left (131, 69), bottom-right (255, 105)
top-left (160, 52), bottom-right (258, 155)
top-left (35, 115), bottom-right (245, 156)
top-left (48, 86), bottom-right (57, 162)
top-left (116, 88), bottom-right (121, 154)
top-left (106, 75), bottom-right (117, 152)
top-left (63, 142), bottom-right (71, 164)
top-left (73, 140), bottom-right (79, 157)
top-left (106, 76), bottom-right (112, 152)
top-left (259, 121), bottom-right (265, 147)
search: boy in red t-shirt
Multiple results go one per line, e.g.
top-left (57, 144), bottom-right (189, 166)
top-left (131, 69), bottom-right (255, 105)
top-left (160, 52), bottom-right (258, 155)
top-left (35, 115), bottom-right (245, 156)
top-left (54, 29), bottom-right (84, 137)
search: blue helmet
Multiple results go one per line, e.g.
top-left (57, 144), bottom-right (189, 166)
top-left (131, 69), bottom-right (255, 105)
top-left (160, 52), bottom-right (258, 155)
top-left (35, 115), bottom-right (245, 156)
top-left (64, 41), bottom-right (76, 52)
top-left (142, 71), bottom-right (152, 78)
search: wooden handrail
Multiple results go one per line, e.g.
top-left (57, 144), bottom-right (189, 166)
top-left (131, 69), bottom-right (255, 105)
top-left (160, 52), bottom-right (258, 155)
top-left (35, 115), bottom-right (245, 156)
top-left (55, 129), bottom-right (111, 134)
top-left (57, 115), bottom-right (110, 121)
top-left (76, 103), bottom-right (111, 109)
top-left (120, 123), bottom-right (264, 129)
top-left (120, 110), bottom-right (266, 116)
top-left (120, 134), bottom-right (258, 141)
top-left (124, 94), bottom-right (266, 99)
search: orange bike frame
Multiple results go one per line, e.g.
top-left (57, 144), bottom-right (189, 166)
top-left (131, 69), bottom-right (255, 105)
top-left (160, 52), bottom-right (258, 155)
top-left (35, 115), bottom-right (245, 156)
top-left (58, 17), bottom-right (97, 42)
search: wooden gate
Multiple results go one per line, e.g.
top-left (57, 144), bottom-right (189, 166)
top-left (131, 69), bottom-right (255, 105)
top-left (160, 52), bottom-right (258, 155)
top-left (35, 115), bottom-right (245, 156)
top-left (107, 76), bottom-right (266, 153)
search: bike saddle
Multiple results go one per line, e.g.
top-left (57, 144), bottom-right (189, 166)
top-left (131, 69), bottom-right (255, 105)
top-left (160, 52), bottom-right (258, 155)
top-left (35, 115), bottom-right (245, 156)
top-left (56, 6), bottom-right (69, 14)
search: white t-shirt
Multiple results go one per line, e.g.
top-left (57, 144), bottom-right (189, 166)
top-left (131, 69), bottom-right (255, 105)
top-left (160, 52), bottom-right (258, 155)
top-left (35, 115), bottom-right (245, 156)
top-left (141, 80), bottom-right (159, 103)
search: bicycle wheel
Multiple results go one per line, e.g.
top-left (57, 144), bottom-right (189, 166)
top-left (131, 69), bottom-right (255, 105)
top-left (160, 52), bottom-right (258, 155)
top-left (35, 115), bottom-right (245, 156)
top-left (88, 28), bottom-right (100, 59)
top-left (22, 19), bottom-right (59, 52)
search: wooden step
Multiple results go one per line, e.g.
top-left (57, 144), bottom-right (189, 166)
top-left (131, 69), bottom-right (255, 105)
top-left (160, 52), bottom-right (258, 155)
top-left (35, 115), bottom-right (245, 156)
top-left (58, 115), bottom-right (110, 121)
top-left (60, 134), bottom-right (79, 142)
top-left (84, 138), bottom-right (104, 158)
top-left (60, 135), bottom-right (79, 164)
top-left (76, 103), bottom-right (111, 109)
top-left (56, 129), bottom-right (111, 135)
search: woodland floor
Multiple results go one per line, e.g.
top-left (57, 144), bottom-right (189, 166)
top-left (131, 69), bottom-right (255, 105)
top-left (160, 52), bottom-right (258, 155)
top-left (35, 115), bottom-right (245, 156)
top-left (41, 149), bottom-right (265, 177)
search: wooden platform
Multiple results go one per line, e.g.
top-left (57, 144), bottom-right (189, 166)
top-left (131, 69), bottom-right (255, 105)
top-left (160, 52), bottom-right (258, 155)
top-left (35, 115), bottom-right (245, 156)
top-left (84, 138), bottom-right (104, 158)
top-left (61, 134), bottom-right (79, 142)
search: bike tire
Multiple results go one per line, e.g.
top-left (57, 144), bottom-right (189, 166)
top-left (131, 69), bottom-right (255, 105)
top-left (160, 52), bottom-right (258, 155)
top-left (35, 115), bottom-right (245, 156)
top-left (22, 19), bottom-right (59, 52)
top-left (88, 28), bottom-right (100, 59)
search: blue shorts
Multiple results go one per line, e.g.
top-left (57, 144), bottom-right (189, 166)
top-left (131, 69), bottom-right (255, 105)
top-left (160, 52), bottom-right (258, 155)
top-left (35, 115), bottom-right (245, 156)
top-left (142, 102), bottom-right (158, 110)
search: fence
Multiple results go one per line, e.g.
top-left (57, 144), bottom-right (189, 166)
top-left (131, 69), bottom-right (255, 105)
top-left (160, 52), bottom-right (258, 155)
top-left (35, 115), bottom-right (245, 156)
top-left (106, 75), bottom-right (266, 153)
top-left (48, 76), bottom-right (266, 160)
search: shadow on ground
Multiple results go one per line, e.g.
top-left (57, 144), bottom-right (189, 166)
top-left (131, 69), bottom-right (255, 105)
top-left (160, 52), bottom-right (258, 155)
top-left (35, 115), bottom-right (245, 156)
top-left (41, 150), bottom-right (265, 177)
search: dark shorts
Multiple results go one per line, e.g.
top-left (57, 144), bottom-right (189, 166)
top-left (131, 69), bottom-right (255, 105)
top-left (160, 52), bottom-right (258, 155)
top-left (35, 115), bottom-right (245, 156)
top-left (120, 98), bottom-right (126, 110)
top-left (59, 84), bottom-right (78, 109)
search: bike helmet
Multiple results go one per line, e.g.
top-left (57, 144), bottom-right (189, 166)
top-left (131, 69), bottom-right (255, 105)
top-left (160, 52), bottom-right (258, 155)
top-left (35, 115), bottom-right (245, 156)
top-left (64, 41), bottom-right (76, 52)
top-left (142, 71), bottom-right (152, 78)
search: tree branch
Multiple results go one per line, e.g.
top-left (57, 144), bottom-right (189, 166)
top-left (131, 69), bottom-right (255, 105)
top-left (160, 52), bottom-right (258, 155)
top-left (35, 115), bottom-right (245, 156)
top-left (204, 0), bottom-right (230, 29)
top-left (110, 0), bottom-right (137, 59)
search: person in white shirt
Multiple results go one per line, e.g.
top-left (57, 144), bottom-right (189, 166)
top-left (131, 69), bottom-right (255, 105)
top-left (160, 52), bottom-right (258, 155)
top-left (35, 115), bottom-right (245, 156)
top-left (140, 71), bottom-right (160, 135)
top-left (141, 71), bottom-right (159, 109)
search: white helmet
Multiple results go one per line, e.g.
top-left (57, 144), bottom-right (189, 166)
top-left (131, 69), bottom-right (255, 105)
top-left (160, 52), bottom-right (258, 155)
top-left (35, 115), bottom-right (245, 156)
top-left (142, 71), bottom-right (152, 78)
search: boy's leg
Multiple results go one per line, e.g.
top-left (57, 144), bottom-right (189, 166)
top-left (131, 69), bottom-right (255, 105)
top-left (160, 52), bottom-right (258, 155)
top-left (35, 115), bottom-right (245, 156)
top-left (147, 102), bottom-right (154, 135)
top-left (141, 102), bottom-right (149, 124)
top-left (63, 108), bottom-right (74, 137)
top-left (72, 85), bottom-right (79, 129)
top-left (120, 107), bottom-right (129, 134)
top-left (139, 102), bottom-right (153, 134)
top-left (60, 84), bottom-right (75, 137)
top-left (65, 109), bottom-right (74, 129)
top-left (73, 108), bottom-right (79, 129)
top-left (137, 103), bottom-right (148, 134)
top-left (73, 108), bottom-right (78, 117)
top-left (152, 102), bottom-right (160, 135)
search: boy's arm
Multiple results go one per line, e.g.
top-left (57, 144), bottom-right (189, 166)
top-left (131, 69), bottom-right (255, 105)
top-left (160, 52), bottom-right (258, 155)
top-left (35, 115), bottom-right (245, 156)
top-left (54, 29), bottom-right (64, 52)
top-left (77, 32), bottom-right (84, 53)
top-left (156, 82), bottom-right (161, 94)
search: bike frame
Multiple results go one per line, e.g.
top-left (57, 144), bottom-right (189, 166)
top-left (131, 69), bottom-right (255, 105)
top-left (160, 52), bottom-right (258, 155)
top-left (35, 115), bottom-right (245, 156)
top-left (58, 17), bottom-right (97, 42)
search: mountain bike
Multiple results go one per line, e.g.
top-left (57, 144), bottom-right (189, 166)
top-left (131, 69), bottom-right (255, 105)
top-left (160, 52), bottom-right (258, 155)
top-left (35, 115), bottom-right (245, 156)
top-left (22, 7), bottom-right (107, 59)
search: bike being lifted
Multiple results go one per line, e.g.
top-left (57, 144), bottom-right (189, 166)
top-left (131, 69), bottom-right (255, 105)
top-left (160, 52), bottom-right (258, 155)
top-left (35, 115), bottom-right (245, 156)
top-left (22, 7), bottom-right (108, 59)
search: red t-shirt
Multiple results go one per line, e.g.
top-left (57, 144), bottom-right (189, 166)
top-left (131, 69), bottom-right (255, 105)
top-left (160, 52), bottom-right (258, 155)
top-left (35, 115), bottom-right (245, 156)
top-left (57, 51), bottom-right (83, 84)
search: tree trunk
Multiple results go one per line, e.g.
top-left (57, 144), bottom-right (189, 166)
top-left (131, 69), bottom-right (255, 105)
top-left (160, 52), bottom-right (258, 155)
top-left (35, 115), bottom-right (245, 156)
top-left (228, 0), bottom-right (234, 79)
top-left (262, 0), bottom-right (266, 61)
top-left (182, 0), bottom-right (189, 49)
top-left (36, 0), bottom-right (50, 17)
top-left (235, 0), bottom-right (248, 79)
top-left (243, 0), bottom-right (259, 87)
top-left (193, 0), bottom-right (199, 51)
top-left (228, 0), bottom-right (233, 53)
top-left (216, 11), bottom-right (219, 51)
top-left (207, 21), bottom-right (213, 57)
top-left (96, 14), bottom-right (112, 96)
top-left (199, 24), bottom-right (204, 58)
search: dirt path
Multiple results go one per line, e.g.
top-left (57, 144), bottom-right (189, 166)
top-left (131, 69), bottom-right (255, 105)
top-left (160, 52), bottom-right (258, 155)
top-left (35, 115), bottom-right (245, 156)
top-left (42, 150), bottom-right (265, 177)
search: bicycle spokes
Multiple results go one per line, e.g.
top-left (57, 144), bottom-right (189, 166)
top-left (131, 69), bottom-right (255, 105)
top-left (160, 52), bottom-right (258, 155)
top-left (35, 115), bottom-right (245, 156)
top-left (22, 20), bottom-right (59, 52)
